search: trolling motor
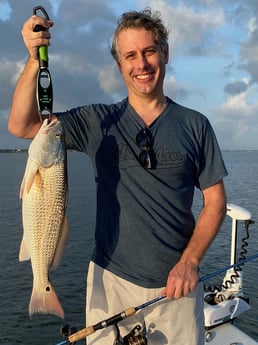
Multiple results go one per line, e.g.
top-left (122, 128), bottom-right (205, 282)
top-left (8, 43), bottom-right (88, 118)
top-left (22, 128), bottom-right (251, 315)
top-left (203, 203), bottom-right (255, 328)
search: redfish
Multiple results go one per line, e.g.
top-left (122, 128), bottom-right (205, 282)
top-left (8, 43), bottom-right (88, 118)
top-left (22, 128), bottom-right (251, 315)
top-left (19, 119), bottom-right (68, 319)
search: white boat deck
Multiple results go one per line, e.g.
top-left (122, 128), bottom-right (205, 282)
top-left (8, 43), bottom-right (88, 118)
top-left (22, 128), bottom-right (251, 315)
top-left (205, 323), bottom-right (257, 345)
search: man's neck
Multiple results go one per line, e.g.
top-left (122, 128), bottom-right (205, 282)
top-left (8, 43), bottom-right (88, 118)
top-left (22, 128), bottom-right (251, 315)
top-left (128, 94), bottom-right (167, 126)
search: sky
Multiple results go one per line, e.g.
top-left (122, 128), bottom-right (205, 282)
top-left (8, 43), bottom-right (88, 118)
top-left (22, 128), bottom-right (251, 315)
top-left (0, 0), bottom-right (258, 149)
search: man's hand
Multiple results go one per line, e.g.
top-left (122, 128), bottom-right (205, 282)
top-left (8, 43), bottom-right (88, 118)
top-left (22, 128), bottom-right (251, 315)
top-left (161, 261), bottom-right (199, 299)
top-left (21, 15), bottom-right (53, 61)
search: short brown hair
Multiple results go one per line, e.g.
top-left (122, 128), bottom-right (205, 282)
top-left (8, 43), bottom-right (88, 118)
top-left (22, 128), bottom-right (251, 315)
top-left (111, 8), bottom-right (169, 62)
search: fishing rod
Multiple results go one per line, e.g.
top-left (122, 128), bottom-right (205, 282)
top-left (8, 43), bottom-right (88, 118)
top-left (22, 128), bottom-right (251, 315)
top-left (55, 252), bottom-right (258, 345)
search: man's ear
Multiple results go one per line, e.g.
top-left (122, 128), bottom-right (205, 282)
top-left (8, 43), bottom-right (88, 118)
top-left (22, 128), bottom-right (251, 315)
top-left (164, 44), bottom-right (169, 64)
top-left (116, 61), bottom-right (122, 74)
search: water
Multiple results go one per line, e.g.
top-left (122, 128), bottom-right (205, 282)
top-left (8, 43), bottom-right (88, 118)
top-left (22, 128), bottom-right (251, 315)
top-left (0, 151), bottom-right (257, 344)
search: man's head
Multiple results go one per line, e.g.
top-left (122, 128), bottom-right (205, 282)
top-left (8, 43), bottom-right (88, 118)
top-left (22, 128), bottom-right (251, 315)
top-left (111, 8), bottom-right (169, 63)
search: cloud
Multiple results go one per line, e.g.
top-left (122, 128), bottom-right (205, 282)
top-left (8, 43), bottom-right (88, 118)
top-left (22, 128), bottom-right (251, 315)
top-left (215, 86), bottom-right (258, 149)
top-left (147, 0), bottom-right (225, 57)
top-left (224, 78), bottom-right (250, 96)
top-left (164, 75), bottom-right (190, 101)
top-left (220, 88), bottom-right (258, 119)
top-left (98, 64), bottom-right (126, 98)
top-left (1, 0), bottom-right (258, 149)
top-left (0, 0), bottom-right (11, 21)
top-left (240, 17), bottom-right (258, 83)
top-left (223, 62), bottom-right (235, 77)
top-left (0, 58), bottom-right (26, 110)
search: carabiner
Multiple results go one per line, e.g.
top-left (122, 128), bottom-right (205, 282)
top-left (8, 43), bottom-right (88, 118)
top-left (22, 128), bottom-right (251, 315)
top-left (33, 6), bottom-right (50, 19)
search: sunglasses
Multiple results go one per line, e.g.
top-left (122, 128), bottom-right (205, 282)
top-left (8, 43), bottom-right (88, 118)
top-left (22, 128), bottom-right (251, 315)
top-left (136, 128), bottom-right (156, 169)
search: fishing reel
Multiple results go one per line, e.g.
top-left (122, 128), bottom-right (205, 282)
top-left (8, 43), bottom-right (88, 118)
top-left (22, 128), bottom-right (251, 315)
top-left (60, 325), bottom-right (77, 345)
top-left (123, 325), bottom-right (147, 345)
top-left (114, 324), bottom-right (147, 345)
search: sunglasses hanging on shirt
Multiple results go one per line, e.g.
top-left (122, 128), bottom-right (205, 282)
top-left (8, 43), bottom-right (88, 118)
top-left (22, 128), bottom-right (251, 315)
top-left (136, 128), bottom-right (156, 169)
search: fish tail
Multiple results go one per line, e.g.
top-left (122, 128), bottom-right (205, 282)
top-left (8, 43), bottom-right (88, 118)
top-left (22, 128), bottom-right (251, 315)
top-left (29, 282), bottom-right (64, 319)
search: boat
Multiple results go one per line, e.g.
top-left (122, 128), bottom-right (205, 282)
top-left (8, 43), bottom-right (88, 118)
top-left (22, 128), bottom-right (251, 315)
top-left (204, 203), bottom-right (257, 345)
top-left (56, 203), bottom-right (258, 345)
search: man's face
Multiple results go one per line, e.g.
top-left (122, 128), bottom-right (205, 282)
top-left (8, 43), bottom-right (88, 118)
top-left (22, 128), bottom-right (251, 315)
top-left (116, 28), bottom-right (169, 99)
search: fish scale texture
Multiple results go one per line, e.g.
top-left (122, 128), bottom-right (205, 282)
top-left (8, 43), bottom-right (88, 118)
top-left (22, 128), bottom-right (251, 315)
top-left (19, 120), bottom-right (68, 318)
top-left (22, 162), bottom-right (67, 286)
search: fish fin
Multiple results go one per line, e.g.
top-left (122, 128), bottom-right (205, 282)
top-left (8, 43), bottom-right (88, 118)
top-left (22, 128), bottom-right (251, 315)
top-left (19, 177), bottom-right (25, 199)
top-left (19, 236), bottom-right (31, 261)
top-left (19, 162), bottom-right (39, 198)
top-left (25, 167), bottom-right (40, 194)
top-left (50, 215), bottom-right (69, 271)
top-left (29, 282), bottom-right (64, 319)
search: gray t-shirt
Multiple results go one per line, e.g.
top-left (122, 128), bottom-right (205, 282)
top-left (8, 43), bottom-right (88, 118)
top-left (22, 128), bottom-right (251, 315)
top-left (57, 97), bottom-right (227, 288)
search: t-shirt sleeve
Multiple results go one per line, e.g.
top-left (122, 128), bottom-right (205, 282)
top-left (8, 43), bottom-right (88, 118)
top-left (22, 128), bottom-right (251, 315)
top-left (196, 119), bottom-right (228, 190)
top-left (56, 106), bottom-right (95, 153)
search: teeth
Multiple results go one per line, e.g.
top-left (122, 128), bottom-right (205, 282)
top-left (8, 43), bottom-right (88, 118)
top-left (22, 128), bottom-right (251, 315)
top-left (136, 74), bottom-right (150, 80)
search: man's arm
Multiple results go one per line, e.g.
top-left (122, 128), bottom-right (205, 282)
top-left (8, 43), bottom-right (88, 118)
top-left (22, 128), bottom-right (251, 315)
top-left (162, 180), bottom-right (227, 299)
top-left (8, 15), bottom-right (53, 139)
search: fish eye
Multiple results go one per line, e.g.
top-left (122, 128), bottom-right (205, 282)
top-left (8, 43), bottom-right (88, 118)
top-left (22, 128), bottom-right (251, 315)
top-left (55, 132), bottom-right (61, 140)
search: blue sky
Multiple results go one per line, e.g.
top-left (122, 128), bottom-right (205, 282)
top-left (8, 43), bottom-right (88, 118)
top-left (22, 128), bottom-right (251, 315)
top-left (0, 0), bottom-right (258, 149)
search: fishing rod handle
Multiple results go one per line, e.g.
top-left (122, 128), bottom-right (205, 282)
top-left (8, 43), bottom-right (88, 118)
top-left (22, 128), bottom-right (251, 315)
top-left (68, 307), bottom-right (136, 342)
top-left (125, 307), bottom-right (136, 316)
top-left (68, 326), bottom-right (95, 342)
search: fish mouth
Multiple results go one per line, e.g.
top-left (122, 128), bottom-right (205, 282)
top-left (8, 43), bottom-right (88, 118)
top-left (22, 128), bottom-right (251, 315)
top-left (42, 118), bottom-right (61, 134)
top-left (46, 118), bottom-right (58, 127)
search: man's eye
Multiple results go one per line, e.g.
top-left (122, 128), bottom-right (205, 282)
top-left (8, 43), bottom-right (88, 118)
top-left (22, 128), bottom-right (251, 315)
top-left (125, 53), bottom-right (135, 60)
top-left (145, 49), bottom-right (156, 56)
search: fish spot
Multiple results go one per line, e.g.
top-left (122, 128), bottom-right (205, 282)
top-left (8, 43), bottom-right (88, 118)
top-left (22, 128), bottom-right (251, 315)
top-left (46, 286), bottom-right (51, 292)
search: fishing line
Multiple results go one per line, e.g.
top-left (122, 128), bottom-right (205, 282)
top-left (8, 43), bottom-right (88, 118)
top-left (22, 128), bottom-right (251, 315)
top-left (54, 253), bottom-right (258, 345)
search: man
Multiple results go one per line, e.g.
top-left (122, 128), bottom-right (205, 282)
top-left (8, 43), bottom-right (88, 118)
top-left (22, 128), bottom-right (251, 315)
top-left (8, 8), bottom-right (227, 345)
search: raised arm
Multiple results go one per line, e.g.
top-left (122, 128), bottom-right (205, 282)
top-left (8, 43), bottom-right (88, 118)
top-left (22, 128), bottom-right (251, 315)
top-left (8, 15), bottom-right (53, 139)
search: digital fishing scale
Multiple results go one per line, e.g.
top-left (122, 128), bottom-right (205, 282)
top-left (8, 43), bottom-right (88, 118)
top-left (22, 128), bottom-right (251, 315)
top-left (33, 6), bottom-right (53, 121)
